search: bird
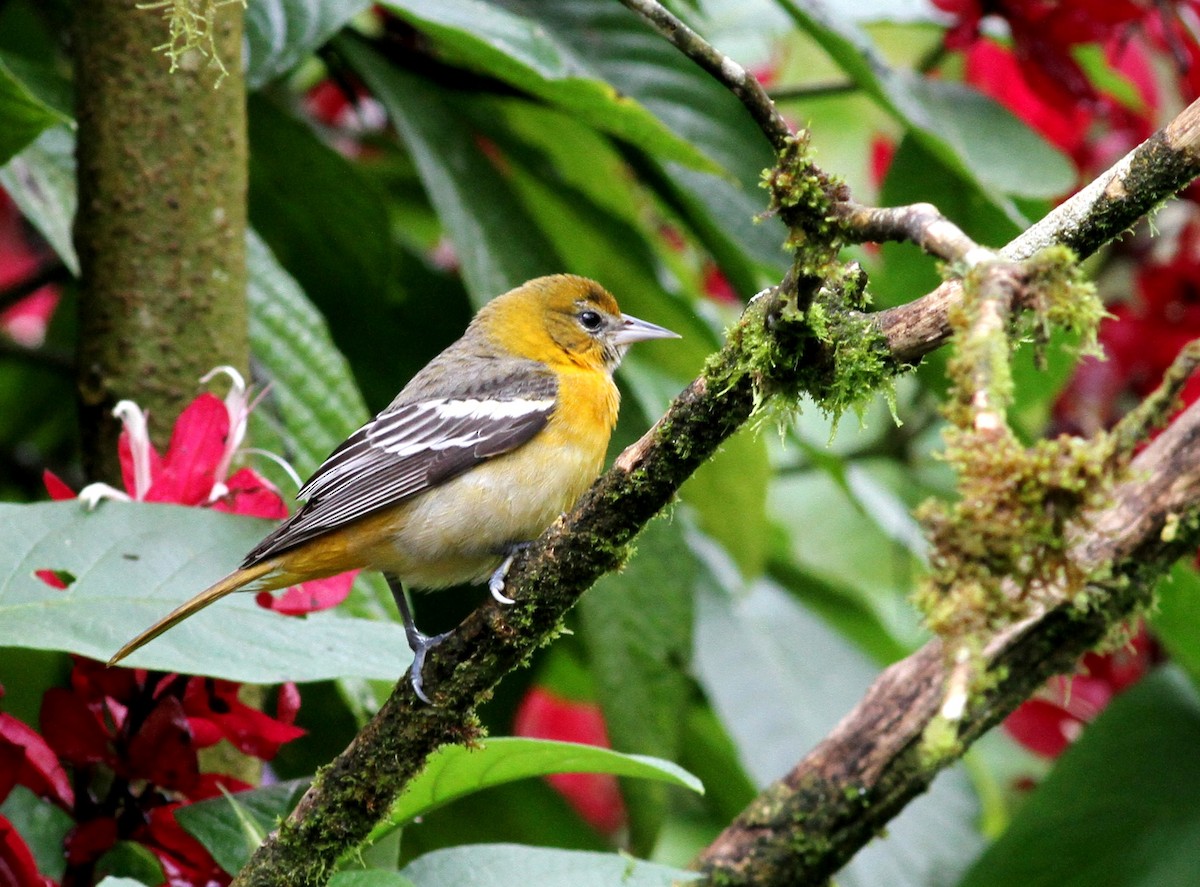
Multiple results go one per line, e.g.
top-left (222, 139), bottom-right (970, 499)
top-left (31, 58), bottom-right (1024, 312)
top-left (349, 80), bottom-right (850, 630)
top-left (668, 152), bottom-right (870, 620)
top-left (108, 274), bottom-right (679, 702)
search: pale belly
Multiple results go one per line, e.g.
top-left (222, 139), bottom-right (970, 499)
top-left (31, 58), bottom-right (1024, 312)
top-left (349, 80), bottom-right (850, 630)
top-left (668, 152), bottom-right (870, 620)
top-left (365, 439), bottom-right (605, 589)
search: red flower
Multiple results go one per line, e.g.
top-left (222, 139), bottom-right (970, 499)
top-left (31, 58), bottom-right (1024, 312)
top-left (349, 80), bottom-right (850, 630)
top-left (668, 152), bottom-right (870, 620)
top-left (182, 678), bottom-right (304, 761)
top-left (513, 688), bottom-right (626, 835)
top-left (0, 709), bottom-right (74, 810)
top-left (1005, 627), bottom-right (1157, 757)
top-left (44, 368), bottom-right (357, 615)
top-left (0, 190), bottom-right (60, 349)
top-left (0, 814), bottom-right (53, 887)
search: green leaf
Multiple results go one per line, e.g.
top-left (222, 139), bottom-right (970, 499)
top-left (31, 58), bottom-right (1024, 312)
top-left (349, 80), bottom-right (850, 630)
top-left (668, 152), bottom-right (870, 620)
top-left (580, 519), bottom-right (696, 850)
top-left (0, 501), bottom-right (411, 683)
top-left (95, 841), bottom-right (166, 887)
top-left (777, 0), bottom-right (1073, 209)
top-left (0, 52), bottom-right (70, 167)
top-left (177, 780), bottom-right (310, 875)
top-left (957, 668), bottom-right (1200, 887)
top-left (246, 229), bottom-right (370, 480)
top-left (1149, 564), bottom-right (1200, 691)
top-left (329, 873), bottom-right (416, 887)
top-left (0, 785), bottom-right (72, 882)
top-left (244, 0), bottom-right (371, 89)
top-left (378, 0), bottom-right (720, 174)
top-left (342, 38), bottom-right (562, 305)
top-left (767, 460), bottom-right (926, 652)
top-left (365, 737), bottom-right (701, 846)
top-left (0, 123), bottom-right (78, 273)
top-left (692, 543), bottom-right (981, 887)
top-left (393, 845), bottom-right (698, 887)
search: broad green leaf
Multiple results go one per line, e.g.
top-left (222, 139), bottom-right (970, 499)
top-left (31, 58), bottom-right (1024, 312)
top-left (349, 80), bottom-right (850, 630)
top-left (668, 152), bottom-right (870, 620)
top-left (777, 0), bottom-right (1073, 209)
top-left (95, 841), bottom-right (166, 887)
top-left (246, 229), bottom-right (369, 480)
top-left (0, 123), bottom-right (78, 273)
top-left (1149, 564), bottom-right (1200, 691)
top-left (768, 459), bottom-right (926, 652)
top-left (378, 0), bottom-right (718, 174)
top-left (0, 52), bottom-right (69, 167)
top-left (958, 668), bottom-right (1200, 887)
top-left (691, 539), bottom-right (981, 887)
top-left (0, 501), bottom-right (411, 682)
top-left (366, 737), bottom-right (701, 847)
top-left (580, 519), bottom-right (697, 850)
top-left (1, 785), bottom-right (72, 882)
top-left (393, 845), bottom-right (698, 887)
top-left (96, 880), bottom-right (153, 887)
top-left (248, 93), bottom-right (395, 348)
top-left (330, 873), bottom-right (416, 887)
top-left (343, 38), bottom-right (562, 304)
top-left (177, 780), bottom-right (310, 875)
top-left (494, 0), bottom-right (774, 190)
top-left (244, 0), bottom-right (371, 89)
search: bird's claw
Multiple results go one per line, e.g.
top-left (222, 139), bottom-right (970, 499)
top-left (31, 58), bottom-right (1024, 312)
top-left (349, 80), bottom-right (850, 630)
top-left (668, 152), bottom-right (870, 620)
top-left (406, 627), bottom-right (451, 704)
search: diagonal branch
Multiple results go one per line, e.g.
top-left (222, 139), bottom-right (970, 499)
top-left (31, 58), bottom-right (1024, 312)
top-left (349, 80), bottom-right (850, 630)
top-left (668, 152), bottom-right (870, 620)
top-left (694, 361), bottom-right (1200, 885)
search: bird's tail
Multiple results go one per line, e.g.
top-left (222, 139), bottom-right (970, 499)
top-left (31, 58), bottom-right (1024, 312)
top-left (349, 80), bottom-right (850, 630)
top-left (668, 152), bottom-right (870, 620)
top-left (107, 560), bottom-right (277, 667)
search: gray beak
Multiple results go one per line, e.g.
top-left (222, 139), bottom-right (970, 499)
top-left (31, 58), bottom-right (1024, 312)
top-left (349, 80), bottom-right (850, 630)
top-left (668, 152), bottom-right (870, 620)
top-left (610, 313), bottom-right (680, 346)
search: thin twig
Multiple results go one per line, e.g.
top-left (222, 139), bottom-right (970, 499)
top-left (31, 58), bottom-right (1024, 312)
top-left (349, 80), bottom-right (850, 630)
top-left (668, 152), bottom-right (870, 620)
top-left (617, 0), bottom-right (793, 151)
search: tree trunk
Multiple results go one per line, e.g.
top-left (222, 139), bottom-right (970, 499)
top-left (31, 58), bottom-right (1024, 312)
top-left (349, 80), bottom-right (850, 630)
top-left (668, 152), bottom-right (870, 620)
top-left (73, 0), bottom-right (248, 482)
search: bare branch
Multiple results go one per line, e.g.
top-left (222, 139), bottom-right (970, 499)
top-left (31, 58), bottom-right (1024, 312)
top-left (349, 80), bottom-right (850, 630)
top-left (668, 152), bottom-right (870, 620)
top-left (617, 0), bottom-right (793, 151)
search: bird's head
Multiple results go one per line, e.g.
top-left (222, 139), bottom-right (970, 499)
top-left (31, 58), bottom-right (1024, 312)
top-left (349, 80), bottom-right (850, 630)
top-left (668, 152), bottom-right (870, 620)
top-left (478, 274), bottom-right (679, 372)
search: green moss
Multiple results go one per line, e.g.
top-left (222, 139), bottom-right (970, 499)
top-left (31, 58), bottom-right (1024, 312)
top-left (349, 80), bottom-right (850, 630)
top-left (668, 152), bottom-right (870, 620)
top-left (920, 716), bottom-right (962, 765)
top-left (914, 247), bottom-right (1120, 692)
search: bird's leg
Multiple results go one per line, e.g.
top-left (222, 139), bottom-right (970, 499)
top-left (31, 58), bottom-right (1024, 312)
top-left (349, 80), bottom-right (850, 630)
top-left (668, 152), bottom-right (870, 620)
top-left (488, 541), bottom-right (533, 604)
top-left (387, 575), bottom-right (450, 704)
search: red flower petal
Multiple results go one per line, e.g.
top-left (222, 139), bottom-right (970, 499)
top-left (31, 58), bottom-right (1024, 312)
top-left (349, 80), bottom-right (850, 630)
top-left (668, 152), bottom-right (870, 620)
top-left (183, 679), bottom-right (305, 761)
top-left (0, 814), bottom-right (48, 886)
top-left (513, 688), bottom-right (626, 834)
top-left (149, 393), bottom-right (229, 506)
top-left (257, 571), bottom-right (358, 615)
top-left (65, 817), bottom-right (119, 866)
top-left (211, 467), bottom-right (288, 519)
top-left (1004, 698), bottom-right (1082, 758)
top-left (143, 803), bottom-right (230, 887)
top-left (42, 469), bottom-right (76, 501)
top-left (39, 687), bottom-right (112, 767)
top-left (124, 696), bottom-right (199, 793)
top-left (0, 712), bottom-right (74, 809)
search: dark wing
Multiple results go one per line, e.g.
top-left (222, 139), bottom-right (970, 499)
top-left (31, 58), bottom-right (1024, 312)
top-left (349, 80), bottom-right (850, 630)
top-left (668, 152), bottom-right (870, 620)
top-left (241, 388), bottom-right (556, 566)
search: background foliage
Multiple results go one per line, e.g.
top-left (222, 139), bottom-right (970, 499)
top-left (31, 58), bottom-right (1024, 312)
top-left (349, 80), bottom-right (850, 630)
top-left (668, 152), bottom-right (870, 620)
top-left (0, 0), bottom-right (1198, 884)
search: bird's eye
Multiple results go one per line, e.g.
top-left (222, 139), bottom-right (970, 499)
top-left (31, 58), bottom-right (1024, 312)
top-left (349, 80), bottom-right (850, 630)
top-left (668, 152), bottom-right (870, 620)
top-left (578, 310), bottom-right (604, 331)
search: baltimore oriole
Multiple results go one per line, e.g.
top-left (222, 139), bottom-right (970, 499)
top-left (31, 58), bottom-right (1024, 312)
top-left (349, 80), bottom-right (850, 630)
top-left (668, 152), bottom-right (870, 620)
top-left (109, 274), bottom-right (679, 701)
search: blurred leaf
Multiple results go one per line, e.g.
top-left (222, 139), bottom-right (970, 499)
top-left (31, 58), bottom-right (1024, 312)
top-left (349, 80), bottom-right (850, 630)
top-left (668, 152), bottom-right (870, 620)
top-left (343, 38), bottom-right (561, 304)
top-left (397, 776), bottom-right (609, 864)
top-left (244, 0), bottom-right (370, 89)
top-left (958, 668), bottom-right (1200, 887)
top-left (366, 737), bottom-right (701, 848)
top-left (378, 0), bottom-right (723, 175)
top-left (691, 540), bottom-right (981, 886)
top-left (0, 52), bottom-right (69, 167)
top-left (778, 0), bottom-right (1073, 212)
top-left (248, 94), bottom-right (394, 316)
top-left (95, 841), bottom-right (166, 886)
top-left (0, 785), bottom-right (71, 882)
top-left (0, 501), bottom-right (411, 682)
top-left (0, 123), bottom-right (78, 273)
top-left (502, 0), bottom-right (773, 189)
top-left (393, 845), bottom-right (698, 887)
top-left (768, 460), bottom-right (926, 652)
top-left (330, 873), bottom-right (416, 887)
top-left (177, 780), bottom-right (310, 875)
top-left (246, 229), bottom-right (370, 480)
top-left (1150, 564), bottom-right (1200, 690)
top-left (580, 519), bottom-right (696, 850)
